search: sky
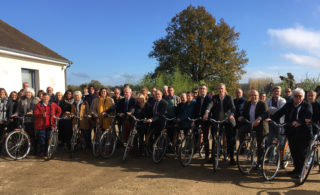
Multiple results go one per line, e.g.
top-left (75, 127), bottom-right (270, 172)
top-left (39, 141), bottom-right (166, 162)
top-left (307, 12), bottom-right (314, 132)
top-left (1, 0), bottom-right (320, 86)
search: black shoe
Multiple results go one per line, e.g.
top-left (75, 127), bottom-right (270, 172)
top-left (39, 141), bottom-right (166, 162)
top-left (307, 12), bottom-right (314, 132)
top-left (254, 163), bottom-right (261, 170)
top-left (287, 169), bottom-right (298, 175)
top-left (230, 158), bottom-right (236, 166)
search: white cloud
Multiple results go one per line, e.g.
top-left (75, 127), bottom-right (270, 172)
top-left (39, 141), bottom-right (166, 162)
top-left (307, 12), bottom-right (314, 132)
top-left (283, 53), bottom-right (320, 68)
top-left (268, 25), bottom-right (320, 56)
top-left (240, 70), bottom-right (280, 83)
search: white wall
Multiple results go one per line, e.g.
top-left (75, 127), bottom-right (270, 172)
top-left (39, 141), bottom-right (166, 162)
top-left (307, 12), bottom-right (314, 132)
top-left (0, 52), bottom-right (66, 94)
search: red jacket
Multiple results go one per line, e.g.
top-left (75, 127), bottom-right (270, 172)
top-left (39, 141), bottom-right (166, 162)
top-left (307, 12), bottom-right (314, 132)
top-left (33, 101), bottom-right (62, 130)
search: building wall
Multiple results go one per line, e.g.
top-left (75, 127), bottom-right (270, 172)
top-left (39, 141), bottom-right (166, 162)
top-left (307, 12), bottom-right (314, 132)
top-left (0, 53), bottom-right (66, 94)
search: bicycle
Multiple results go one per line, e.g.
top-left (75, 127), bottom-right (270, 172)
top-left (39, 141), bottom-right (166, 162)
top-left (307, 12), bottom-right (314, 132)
top-left (70, 115), bottom-right (87, 157)
top-left (209, 117), bottom-right (229, 172)
top-left (152, 117), bottom-right (177, 164)
top-left (99, 115), bottom-right (119, 159)
top-left (236, 119), bottom-right (267, 174)
top-left (47, 115), bottom-right (69, 160)
top-left (299, 124), bottom-right (320, 185)
top-left (90, 113), bottom-right (105, 157)
top-left (262, 121), bottom-right (288, 181)
top-left (179, 117), bottom-right (201, 167)
top-left (122, 115), bottom-right (148, 161)
top-left (5, 115), bottom-right (32, 160)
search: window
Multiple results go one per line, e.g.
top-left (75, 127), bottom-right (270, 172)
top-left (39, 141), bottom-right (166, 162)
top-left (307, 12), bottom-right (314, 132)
top-left (21, 68), bottom-right (37, 90)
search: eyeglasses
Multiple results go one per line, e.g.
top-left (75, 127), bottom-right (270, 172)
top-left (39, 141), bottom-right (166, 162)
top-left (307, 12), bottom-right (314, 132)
top-left (294, 95), bottom-right (302, 98)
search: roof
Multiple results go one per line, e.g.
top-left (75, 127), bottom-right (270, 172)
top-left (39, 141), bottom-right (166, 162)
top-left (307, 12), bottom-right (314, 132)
top-left (0, 19), bottom-right (71, 64)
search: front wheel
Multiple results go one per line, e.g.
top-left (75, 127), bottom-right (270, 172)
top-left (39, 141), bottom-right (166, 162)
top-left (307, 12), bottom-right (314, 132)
top-left (237, 140), bottom-right (255, 174)
top-left (100, 130), bottom-right (117, 159)
top-left (47, 131), bottom-right (58, 160)
top-left (213, 135), bottom-right (220, 172)
top-left (123, 131), bottom-right (136, 161)
top-left (282, 138), bottom-right (292, 168)
top-left (152, 135), bottom-right (167, 164)
top-left (262, 143), bottom-right (281, 181)
top-left (92, 129), bottom-right (101, 158)
top-left (299, 147), bottom-right (315, 185)
top-left (70, 129), bottom-right (78, 154)
top-left (5, 130), bottom-right (31, 160)
top-left (179, 135), bottom-right (194, 167)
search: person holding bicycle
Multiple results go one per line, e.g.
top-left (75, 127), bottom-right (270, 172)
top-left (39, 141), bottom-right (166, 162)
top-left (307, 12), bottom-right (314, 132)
top-left (193, 84), bottom-right (212, 162)
top-left (71, 91), bottom-right (92, 151)
top-left (33, 93), bottom-right (62, 157)
top-left (0, 88), bottom-right (9, 148)
top-left (238, 89), bottom-right (269, 168)
top-left (306, 90), bottom-right (320, 135)
top-left (204, 83), bottom-right (236, 165)
top-left (176, 92), bottom-right (195, 135)
top-left (268, 88), bottom-right (312, 176)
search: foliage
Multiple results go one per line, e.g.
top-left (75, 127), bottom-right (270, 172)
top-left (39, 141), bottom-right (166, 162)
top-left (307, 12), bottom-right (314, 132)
top-left (248, 78), bottom-right (274, 95)
top-left (298, 74), bottom-right (320, 91)
top-left (149, 5), bottom-right (248, 94)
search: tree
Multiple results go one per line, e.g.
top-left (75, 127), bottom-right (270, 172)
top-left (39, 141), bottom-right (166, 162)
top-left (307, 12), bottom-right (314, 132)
top-left (149, 5), bottom-right (248, 93)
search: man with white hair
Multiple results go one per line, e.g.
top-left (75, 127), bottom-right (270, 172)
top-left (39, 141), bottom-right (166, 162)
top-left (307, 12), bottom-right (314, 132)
top-left (269, 88), bottom-right (313, 176)
top-left (46, 86), bottom-right (55, 103)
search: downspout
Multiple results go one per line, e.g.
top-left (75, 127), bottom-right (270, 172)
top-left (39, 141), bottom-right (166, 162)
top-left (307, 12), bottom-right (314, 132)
top-left (65, 61), bottom-right (73, 90)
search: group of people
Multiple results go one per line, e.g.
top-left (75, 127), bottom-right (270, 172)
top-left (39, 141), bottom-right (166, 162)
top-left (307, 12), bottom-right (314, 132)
top-left (0, 81), bottom-right (319, 176)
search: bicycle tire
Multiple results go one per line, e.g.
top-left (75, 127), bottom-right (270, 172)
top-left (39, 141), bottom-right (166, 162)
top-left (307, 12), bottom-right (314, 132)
top-left (47, 131), bottom-right (58, 160)
top-left (5, 130), bottom-right (31, 160)
top-left (70, 129), bottom-right (78, 154)
top-left (262, 143), bottom-right (281, 181)
top-left (282, 138), bottom-right (292, 168)
top-left (179, 135), bottom-right (194, 167)
top-left (123, 132), bottom-right (135, 161)
top-left (213, 135), bottom-right (220, 172)
top-left (237, 140), bottom-right (255, 174)
top-left (92, 129), bottom-right (101, 158)
top-left (152, 135), bottom-right (167, 164)
top-left (299, 147), bottom-right (315, 185)
top-left (100, 130), bottom-right (117, 159)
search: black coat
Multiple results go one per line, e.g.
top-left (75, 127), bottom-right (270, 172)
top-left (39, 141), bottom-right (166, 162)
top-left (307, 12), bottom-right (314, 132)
top-left (116, 97), bottom-right (136, 115)
top-left (234, 97), bottom-right (247, 120)
top-left (193, 95), bottom-right (212, 118)
top-left (271, 101), bottom-right (313, 137)
top-left (311, 101), bottom-right (320, 124)
top-left (151, 99), bottom-right (168, 122)
top-left (209, 95), bottom-right (235, 119)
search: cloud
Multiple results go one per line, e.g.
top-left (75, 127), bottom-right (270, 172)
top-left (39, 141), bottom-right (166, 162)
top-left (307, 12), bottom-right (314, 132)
top-left (268, 25), bottom-right (320, 69)
top-left (283, 53), bottom-right (320, 68)
top-left (71, 72), bottom-right (90, 78)
top-left (268, 25), bottom-right (320, 55)
top-left (240, 70), bottom-right (280, 83)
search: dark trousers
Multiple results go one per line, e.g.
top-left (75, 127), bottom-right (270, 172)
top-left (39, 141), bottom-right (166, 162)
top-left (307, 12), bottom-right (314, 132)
top-left (212, 123), bottom-right (235, 160)
top-left (59, 119), bottom-right (73, 145)
top-left (286, 126), bottom-right (311, 172)
top-left (195, 120), bottom-right (210, 158)
top-left (82, 129), bottom-right (91, 150)
top-left (36, 128), bottom-right (52, 154)
top-left (239, 124), bottom-right (265, 163)
top-left (167, 120), bottom-right (176, 143)
top-left (0, 124), bottom-right (6, 146)
top-left (25, 122), bottom-right (36, 153)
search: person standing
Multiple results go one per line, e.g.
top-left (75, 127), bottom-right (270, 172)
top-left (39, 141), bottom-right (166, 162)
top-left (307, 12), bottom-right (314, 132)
top-left (165, 86), bottom-right (181, 141)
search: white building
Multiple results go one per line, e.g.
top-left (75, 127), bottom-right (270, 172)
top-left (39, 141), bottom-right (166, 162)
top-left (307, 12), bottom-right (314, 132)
top-left (0, 19), bottom-right (72, 94)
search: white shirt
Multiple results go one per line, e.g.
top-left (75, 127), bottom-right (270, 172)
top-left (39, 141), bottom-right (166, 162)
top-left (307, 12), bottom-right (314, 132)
top-left (249, 102), bottom-right (257, 122)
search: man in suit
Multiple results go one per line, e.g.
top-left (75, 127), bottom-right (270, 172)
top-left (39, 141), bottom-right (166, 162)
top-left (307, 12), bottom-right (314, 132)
top-left (165, 86), bottom-right (181, 141)
top-left (205, 83), bottom-right (236, 165)
top-left (193, 84), bottom-right (212, 162)
top-left (234, 88), bottom-right (246, 142)
top-left (116, 87), bottom-right (136, 141)
top-left (269, 88), bottom-right (312, 176)
top-left (307, 90), bottom-right (320, 135)
top-left (239, 89), bottom-right (269, 167)
top-left (147, 90), bottom-right (168, 138)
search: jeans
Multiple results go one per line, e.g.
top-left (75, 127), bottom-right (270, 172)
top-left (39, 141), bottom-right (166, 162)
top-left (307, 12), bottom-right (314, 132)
top-left (37, 128), bottom-right (52, 154)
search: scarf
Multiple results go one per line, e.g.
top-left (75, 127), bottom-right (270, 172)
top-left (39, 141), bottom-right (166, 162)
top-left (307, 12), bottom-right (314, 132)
top-left (74, 99), bottom-right (83, 117)
top-left (0, 98), bottom-right (8, 123)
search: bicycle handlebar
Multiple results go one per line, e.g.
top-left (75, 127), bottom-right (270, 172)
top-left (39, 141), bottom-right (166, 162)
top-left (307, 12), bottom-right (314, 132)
top-left (209, 117), bottom-right (229, 124)
top-left (188, 117), bottom-right (202, 122)
top-left (130, 115), bottom-right (147, 122)
top-left (270, 121), bottom-right (287, 127)
top-left (164, 117), bottom-right (176, 121)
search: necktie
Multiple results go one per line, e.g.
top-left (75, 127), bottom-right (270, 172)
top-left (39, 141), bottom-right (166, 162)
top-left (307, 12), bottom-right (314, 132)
top-left (153, 101), bottom-right (159, 115)
top-left (125, 99), bottom-right (129, 112)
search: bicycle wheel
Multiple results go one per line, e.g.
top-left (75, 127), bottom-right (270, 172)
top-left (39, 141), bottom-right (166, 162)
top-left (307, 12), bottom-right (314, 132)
top-left (152, 135), bottom-right (167, 164)
top-left (299, 147), bottom-right (315, 185)
top-left (179, 135), bottom-right (194, 167)
top-left (100, 130), bottom-right (117, 159)
top-left (70, 129), bottom-right (78, 154)
top-left (123, 132), bottom-right (135, 161)
top-left (92, 129), bottom-right (101, 158)
top-left (213, 136), bottom-right (220, 172)
top-left (237, 140), bottom-right (255, 174)
top-left (47, 131), bottom-right (58, 160)
top-left (5, 130), bottom-right (31, 160)
top-left (145, 131), bottom-right (155, 156)
top-left (282, 138), bottom-right (292, 168)
top-left (262, 144), bottom-right (281, 181)
top-left (174, 131), bottom-right (184, 157)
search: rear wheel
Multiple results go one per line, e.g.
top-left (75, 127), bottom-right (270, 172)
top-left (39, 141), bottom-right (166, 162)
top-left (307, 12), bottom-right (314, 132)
top-left (262, 143), bottom-right (281, 181)
top-left (100, 130), bottom-right (117, 159)
top-left (152, 135), bottom-right (167, 164)
top-left (179, 135), bottom-right (194, 167)
top-left (5, 130), bottom-right (31, 160)
top-left (237, 140), bottom-right (255, 174)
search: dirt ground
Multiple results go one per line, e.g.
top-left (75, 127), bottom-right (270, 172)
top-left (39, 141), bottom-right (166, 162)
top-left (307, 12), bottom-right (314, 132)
top-left (0, 148), bottom-right (319, 195)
